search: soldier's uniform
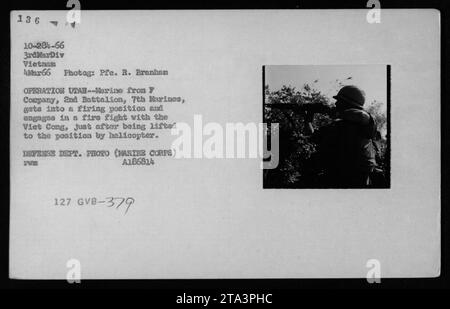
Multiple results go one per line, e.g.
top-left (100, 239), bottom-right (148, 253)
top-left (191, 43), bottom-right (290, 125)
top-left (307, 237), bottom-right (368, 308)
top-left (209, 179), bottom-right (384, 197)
top-left (309, 86), bottom-right (379, 188)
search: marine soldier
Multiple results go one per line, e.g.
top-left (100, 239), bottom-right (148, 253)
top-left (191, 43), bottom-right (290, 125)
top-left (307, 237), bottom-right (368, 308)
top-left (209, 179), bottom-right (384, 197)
top-left (305, 85), bottom-right (381, 188)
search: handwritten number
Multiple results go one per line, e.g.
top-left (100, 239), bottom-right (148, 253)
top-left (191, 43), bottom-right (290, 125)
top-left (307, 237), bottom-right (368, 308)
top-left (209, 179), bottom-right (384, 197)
top-left (105, 197), bottom-right (115, 208)
top-left (124, 198), bottom-right (135, 215)
top-left (104, 197), bottom-right (134, 214)
top-left (115, 198), bottom-right (125, 210)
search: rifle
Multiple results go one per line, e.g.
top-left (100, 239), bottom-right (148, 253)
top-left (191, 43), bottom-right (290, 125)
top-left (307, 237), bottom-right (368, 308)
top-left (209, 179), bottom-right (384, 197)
top-left (264, 101), bottom-right (334, 124)
top-left (264, 99), bottom-right (333, 114)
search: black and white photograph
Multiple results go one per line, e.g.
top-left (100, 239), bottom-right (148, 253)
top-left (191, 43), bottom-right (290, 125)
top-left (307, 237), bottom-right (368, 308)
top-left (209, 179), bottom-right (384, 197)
top-left (263, 65), bottom-right (390, 188)
top-left (1, 0), bottom-right (447, 297)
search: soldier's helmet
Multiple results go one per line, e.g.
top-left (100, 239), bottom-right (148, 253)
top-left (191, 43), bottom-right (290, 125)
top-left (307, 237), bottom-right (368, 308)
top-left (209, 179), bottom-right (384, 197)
top-left (333, 85), bottom-right (366, 109)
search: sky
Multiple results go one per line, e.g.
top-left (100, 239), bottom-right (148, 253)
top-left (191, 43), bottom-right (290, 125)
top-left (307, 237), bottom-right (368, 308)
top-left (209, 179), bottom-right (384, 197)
top-left (265, 65), bottom-right (387, 111)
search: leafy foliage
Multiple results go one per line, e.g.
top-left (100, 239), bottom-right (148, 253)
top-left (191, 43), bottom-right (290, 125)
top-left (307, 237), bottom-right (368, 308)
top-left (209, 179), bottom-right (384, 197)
top-left (366, 100), bottom-right (387, 138)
